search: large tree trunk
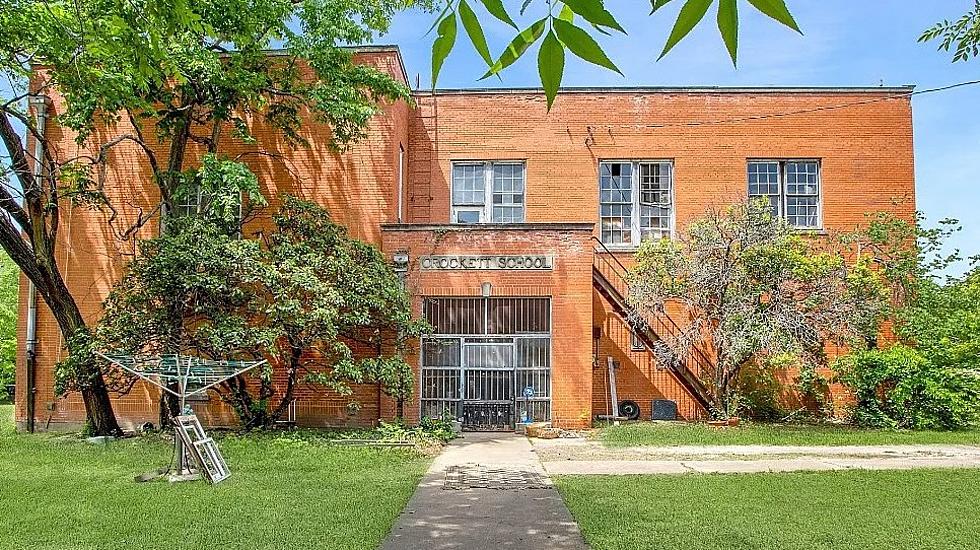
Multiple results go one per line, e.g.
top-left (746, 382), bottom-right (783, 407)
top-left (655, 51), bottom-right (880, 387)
top-left (0, 107), bottom-right (121, 436)
top-left (269, 344), bottom-right (302, 426)
top-left (35, 266), bottom-right (122, 436)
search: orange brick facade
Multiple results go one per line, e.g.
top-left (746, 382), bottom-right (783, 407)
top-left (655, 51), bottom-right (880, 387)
top-left (15, 47), bottom-right (915, 431)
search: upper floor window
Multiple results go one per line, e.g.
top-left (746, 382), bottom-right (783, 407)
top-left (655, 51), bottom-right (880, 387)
top-left (451, 161), bottom-right (525, 224)
top-left (173, 184), bottom-right (215, 218)
top-left (167, 183), bottom-right (244, 235)
top-left (748, 160), bottom-right (821, 228)
top-left (599, 160), bottom-right (673, 246)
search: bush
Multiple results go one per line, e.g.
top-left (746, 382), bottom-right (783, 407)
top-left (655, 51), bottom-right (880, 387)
top-left (376, 416), bottom-right (457, 444)
top-left (835, 345), bottom-right (980, 430)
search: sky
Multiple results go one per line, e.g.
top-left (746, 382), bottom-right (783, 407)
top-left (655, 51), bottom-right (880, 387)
top-left (378, 1), bottom-right (980, 276)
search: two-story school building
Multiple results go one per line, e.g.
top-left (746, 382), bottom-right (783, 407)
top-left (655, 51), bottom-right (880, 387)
top-left (14, 46), bottom-right (915, 432)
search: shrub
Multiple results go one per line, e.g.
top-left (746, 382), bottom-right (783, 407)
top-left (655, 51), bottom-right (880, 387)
top-left (835, 345), bottom-right (980, 430)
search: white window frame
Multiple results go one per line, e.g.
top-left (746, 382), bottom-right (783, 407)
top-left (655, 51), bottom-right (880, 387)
top-left (164, 184), bottom-right (245, 237)
top-left (598, 159), bottom-right (675, 247)
top-left (451, 161), bottom-right (526, 224)
top-left (747, 159), bottom-right (822, 230)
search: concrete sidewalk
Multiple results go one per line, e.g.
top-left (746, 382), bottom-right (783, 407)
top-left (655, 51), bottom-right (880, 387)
top-left (380, 433), bottom-right (588, 550)
top-left (534, 438), bottom-right (980, 475)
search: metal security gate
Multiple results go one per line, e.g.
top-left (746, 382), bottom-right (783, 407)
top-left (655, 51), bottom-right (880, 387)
top-left (420, 297), bottom-right (552, 431)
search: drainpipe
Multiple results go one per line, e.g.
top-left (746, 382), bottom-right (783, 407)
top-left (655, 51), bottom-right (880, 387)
top-left (25, 95), bottom-right (48, 433)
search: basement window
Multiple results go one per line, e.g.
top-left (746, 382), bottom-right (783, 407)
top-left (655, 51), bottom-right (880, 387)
top-left (452, 161), bottom-right (525, 224)
top-left (599, 160), bottom-right (674, 246)
top-left (748, 160), bottom-right (821, 229)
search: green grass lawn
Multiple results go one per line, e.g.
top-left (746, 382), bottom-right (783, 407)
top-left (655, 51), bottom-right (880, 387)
top-left (599, 421), bottom-right (980, 447)
top-left (557, 469), bottom-right (980, 550)
top-left (0, 405), bottom-right (429, 550)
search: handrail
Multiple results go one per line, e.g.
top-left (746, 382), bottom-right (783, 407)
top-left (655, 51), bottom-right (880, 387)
top-left (590, 236), bottom-right (714, 382)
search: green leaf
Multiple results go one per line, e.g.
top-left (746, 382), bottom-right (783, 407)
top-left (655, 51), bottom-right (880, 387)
top-left (538, 30), bottom-right (565, 110)
top-left (431, 12), bottom-right (458, 88)
top-left (658, 0), bottom-right (713, 60)
top-left (717, 0), bottom-right (738, 66)
top-left (650, 0), bottom-right (676, 14)
top-left (459, 0), bottom-right (493, 66)
top-left (481, 18), bottom-right (547, 79)
top-left (746, 0), bottom-right (802, 33)
top-left (558, 4), bottom-right (575, 22)
top-left (553, 19), bottom-right (622, 75)
top-left (477, 0), bottom-right (518, 29)
top-left (426, 1), bottom-right (453, 36)
top-left (560, 0), bottom-right (626, 34)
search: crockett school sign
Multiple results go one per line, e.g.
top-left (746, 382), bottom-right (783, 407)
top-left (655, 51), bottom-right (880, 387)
top-left (420, 255), bottom-right (554, 271)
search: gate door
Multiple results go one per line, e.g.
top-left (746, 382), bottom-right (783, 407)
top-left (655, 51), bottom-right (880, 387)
top-left (420, 298), bottom-right (551, 430)
top-left (462, 338), bottom-right (515, 431)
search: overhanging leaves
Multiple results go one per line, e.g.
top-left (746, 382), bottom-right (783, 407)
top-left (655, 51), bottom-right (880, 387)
top-left (553, 18), bottom-right (622, 75)
top-left (481, 17), bottom-right (547, 79)
top-left (459, 0), bottom-right (493, 66)
top-left (560, 0), bottom-right (626, 34)
top-left (477, 0), bottom-right (518, 29)
top-left (431, 11), bottom-right (458, 87)
top-left (747, 0), bottom-right (801, 34)
top-left (717, 0), bottom-right (739, 65)
top-left (538, 29), bottom-right (565, 110)
top-left (659, 0), bottom-right (713, 60)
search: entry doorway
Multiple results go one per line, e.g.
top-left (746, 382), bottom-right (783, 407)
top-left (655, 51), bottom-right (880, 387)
top-left (420, 297), bottom-right (552, 431)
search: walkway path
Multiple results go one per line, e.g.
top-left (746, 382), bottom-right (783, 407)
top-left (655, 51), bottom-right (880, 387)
top-left (533, 438), bottom-right (980, 475)
top-left (380, 433), bottom-right (588, 550)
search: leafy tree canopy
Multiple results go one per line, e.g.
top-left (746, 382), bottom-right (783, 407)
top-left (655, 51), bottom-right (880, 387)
top-left (629, 200), bottom-right (890, 418)
top-left (97, 198), bottom-right (425, 428)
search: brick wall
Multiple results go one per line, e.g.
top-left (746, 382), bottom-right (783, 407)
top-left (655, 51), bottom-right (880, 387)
top-left (15, 48), bottom-right (916, 430)
top-left (407, 88), bottom-right (915, 423)
top-left (380, 224), bottom-right (595, 429)
top-left (15, 50), bottom-right (411, 431)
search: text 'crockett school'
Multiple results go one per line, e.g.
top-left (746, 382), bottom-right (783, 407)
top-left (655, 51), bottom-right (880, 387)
top-left (13, 46), bottom-right (915, 432)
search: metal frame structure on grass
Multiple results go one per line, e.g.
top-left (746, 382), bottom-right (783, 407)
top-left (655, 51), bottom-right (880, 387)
top-left (98, 352), bottom-right (266, 484)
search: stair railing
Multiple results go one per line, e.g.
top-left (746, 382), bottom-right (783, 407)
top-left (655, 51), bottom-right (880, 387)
top-left (591, 236), bottom-right (715, 388)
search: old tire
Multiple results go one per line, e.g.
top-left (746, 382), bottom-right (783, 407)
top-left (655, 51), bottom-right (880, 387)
top-left (619, 400), bottom-right (641, 420)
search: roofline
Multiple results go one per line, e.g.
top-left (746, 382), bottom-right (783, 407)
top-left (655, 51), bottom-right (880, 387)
top-left (263, 45), bottom-right (409, 85)
top-left (413, 85), bottom-right (916, 95)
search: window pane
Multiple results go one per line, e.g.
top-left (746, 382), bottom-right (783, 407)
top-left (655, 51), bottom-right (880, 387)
top-left (786, 196), bottom-right (819, 228)
top-left (639, 162), bottom-right (671, 205)
top-left (785, 161), bottom-right (819, 195)
top-left (515, 369), bottom-right (550, 398)
top-left (424, 298), bottom-right (485, 334)
top-left (599, 162), bottom-right (632, 204)
top-left (748, 162), bottom-right (780, 195)
top-left (455, 209), bottom-right (481, 224)
top-left (422, 339), bottom-right (460, 368)
top-left (452, 164), bottom-right (485, 206)
top-left (600, 163), bottom-right (634, 244)
top-left (600, 204), bottom-right (632, 244)
top-left (464, 343), bottom-right (514, 370)
top-left (639, 162), bottom-right (672, 240)
top-left (491, 163), bottom-right (525, 223)
top-left (748, 161), bottom-right (782, 219)
top-left (488, 298), bottom-right (551, 334)
top-left (516, 337), bottom-right (551, 369)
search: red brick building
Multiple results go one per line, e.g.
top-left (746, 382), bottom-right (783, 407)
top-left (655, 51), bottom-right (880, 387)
top-left (15, 46), bottom-right (915, 431)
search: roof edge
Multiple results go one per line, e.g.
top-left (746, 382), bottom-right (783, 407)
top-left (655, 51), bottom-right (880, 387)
top-left (413, 85), bottom-right (916, 95)
top-left (263, 45), bottom-right (409, 85)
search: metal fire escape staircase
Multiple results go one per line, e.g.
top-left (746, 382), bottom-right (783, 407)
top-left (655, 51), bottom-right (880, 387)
top-left (591, 237), bottom-right (714, 414)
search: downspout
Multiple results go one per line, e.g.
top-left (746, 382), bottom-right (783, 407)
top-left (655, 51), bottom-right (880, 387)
top-left (25, 95), bottom-right (48, 433)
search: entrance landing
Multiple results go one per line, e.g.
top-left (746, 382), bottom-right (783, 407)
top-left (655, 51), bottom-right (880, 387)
top-left (380, 433), bottom-right (588, 550)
